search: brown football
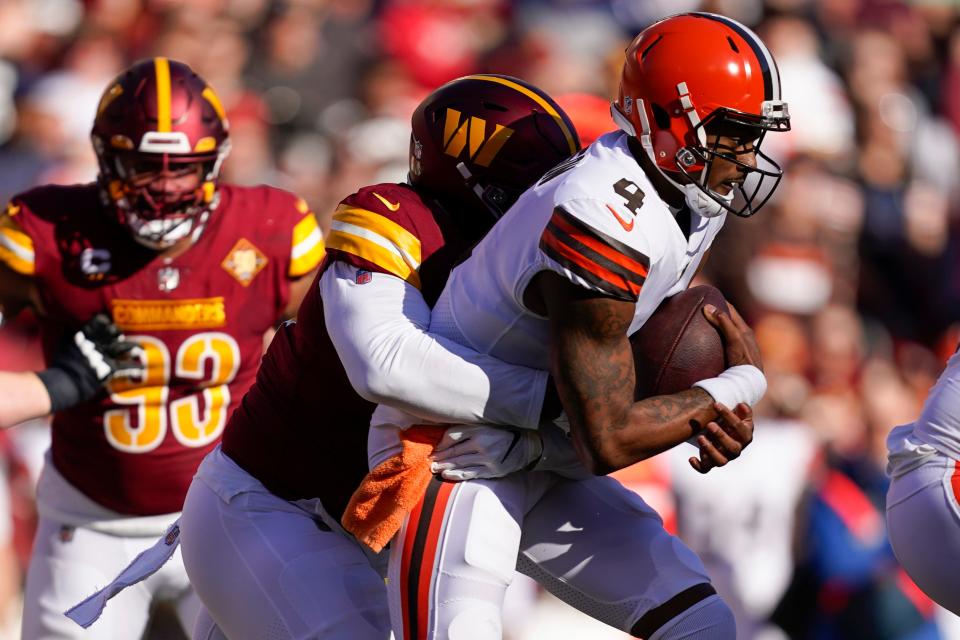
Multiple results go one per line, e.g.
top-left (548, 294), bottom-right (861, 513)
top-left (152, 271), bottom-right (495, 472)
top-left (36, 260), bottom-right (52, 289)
top-left (630, 285), bottom-right (729, 400)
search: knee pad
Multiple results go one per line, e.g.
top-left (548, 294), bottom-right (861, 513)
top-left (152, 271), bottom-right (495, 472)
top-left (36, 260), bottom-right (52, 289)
top-left (631, 584), bottom-right (735, 640)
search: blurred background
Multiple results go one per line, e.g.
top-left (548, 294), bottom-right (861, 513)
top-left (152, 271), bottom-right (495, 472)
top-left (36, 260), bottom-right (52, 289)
top-left (0, 0), bottom-right (959, 638)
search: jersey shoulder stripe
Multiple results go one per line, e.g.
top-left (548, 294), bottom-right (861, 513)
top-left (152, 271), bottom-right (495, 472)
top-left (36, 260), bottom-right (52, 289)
top-left (540, 207), bottom-right (649, 301)
top-left (0, 201), bottom-right (34, 275)
top-left (289, 208), bottom-right (325, 277)
top-left (326, 203), bottom-right (423, 288)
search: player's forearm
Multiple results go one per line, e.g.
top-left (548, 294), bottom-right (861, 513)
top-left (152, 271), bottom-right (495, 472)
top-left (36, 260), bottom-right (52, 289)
top-left (0, 371), bottom-right (52, 428)
top-left (543, 272), bottom-right (720, 474)
top-left (322, 263), bottom-right (548, 429)
top-left (554, 336), bottom-right (715, 474)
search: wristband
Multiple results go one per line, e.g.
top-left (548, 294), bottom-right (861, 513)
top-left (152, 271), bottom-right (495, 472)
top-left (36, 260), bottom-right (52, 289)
top-left (692, 364), bottom-right (767, 408)
top-left (37, 368), bottom-right (83, 413)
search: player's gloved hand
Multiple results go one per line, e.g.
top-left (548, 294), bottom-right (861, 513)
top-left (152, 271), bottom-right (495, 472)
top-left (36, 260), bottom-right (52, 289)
top-left (430, 424), bottom-right (543, 481)
top-left (37, 314), bottom-right (144, 412)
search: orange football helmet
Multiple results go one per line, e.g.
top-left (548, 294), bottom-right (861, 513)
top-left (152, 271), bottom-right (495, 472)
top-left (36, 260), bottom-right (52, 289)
top-left (612, 13), bottom-right (790, 217)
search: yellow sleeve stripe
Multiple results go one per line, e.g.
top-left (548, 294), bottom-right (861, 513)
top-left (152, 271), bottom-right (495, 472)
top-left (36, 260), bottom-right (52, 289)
top-left (0, 222), bottom-right (34, 275)
top-left (289, 213), bottom-right (325, 277)
top-left (292, 213), bottom-right (320, 247)
top-left (332, 205), bottom-right (422, 266)
top-left (326, 229), bottom-right (421, 289)
top-left (290, 242), bottom-right (324, 277)
top-left (326, 205), bottom-right (423, 288)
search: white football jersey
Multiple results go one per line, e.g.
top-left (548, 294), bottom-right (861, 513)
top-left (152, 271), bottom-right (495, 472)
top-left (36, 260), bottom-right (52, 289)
top-left (889, 348), bottom-right (960, 468)
top-left (431, 130), bottom-right (726, 370)
top-left (369, 131), bottom-right (726, 465)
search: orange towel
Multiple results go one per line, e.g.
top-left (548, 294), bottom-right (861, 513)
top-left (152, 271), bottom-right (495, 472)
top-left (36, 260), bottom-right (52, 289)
top-left (342, 426), bottom-right (444, 553)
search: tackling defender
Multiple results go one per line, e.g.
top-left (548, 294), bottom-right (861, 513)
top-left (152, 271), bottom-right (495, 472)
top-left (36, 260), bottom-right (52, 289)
top-left (0, 59), bottom-right (323, 638)
top-left (360, 12), bottom-right (790, 639)
top-left (176, 75), bottom-right (582, 640)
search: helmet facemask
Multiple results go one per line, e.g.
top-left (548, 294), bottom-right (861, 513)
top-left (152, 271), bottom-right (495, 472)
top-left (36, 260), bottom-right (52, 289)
top-left (673, 106), bottom-right (790, 218)
top-left (97, 146), bottom-right (227, 250)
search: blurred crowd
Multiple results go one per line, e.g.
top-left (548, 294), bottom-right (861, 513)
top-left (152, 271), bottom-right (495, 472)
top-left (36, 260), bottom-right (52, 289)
top-left (0, 0), bottom-right (959, 638)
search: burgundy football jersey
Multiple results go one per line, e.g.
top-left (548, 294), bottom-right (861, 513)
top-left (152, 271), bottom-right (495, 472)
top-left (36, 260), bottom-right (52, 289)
top-left (222, 183), bottom-right (471, 520)
top-left (1, 183), bottom-right (324, 515)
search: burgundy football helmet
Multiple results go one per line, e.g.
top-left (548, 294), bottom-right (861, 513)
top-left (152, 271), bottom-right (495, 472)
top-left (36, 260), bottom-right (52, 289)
top-left (91, 58), bottom-right (230, 249)
top-left (409, 74), bottom-right (579, 231)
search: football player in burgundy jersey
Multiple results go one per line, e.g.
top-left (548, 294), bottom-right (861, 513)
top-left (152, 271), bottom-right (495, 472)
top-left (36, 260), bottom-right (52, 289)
top-left (0, 58), bottom-right (324, 639)
top-left (171, 75), bottom-right (580, 640)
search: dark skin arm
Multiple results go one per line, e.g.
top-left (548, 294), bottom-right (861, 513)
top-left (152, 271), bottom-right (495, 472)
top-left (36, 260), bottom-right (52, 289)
top-left (533, 269), bottom-right (759, 475)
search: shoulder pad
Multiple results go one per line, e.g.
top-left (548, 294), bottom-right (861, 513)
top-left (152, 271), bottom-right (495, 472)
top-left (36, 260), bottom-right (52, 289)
top-left (222, 185), bottom-right (325, 278)
top-left (0, 200), bottom-right (34, 275)
top-left (326, 184), bottom-right (430, 287)
top-left (539, 205), bottom-right (650, 302)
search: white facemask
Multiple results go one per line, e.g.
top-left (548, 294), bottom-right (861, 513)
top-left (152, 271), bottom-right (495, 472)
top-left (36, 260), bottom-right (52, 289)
top-left (126, 213), bottom-right (195, 250)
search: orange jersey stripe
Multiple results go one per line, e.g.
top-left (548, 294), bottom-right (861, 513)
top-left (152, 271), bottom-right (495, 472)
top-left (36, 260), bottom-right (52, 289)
top-left (542, 229), bottom-right (641, 298)
top-left (415, 481), bottom-right (455, 638)
top-left (550, 212), bottom-right (649, 279)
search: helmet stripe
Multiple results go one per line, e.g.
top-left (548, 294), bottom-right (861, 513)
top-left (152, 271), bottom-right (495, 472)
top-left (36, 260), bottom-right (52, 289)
top-left (461, 74), bottom-right (578, 154)
top-left (695, 13), bottom-right (780, 101)
top-left (202, 87), bottom-right (227, 123)
top-left (154, 57), bottom-right (172, 132)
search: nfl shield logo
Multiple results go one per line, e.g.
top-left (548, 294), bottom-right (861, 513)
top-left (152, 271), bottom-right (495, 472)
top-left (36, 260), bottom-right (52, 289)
top-left (356, 270), bottom-right (372, 285)
top-left (158, 266), bottom-right (180, 292)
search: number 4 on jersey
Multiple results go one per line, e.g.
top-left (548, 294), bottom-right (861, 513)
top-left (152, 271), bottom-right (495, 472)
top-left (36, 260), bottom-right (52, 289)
top-left (613, 178), bottom-right (645, 215)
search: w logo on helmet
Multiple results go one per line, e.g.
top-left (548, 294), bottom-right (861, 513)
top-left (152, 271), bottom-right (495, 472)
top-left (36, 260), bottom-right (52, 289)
top-left (442, 109), bottom-right (514, 167)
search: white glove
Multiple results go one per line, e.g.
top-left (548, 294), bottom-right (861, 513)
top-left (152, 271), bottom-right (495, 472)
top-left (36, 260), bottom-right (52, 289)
top-left (430, 424), bottom-right (543, 481)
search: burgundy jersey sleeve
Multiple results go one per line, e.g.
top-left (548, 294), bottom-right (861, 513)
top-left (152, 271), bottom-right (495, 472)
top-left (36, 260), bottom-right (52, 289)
top-left (248, 186), bottom-right (325, 280)
top-left (324, 183), bottom-right (435, 290)
top-left (0, 199), bottom-right (37, 277)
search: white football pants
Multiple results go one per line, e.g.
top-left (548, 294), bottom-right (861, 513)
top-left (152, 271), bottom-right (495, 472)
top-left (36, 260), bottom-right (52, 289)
top-left (179, 447), bottom-right (391, 640)
top-left (21, 514), bottom-right (198, 639)
top-left (388, 472), bottom-right (720, 640)
top-left (887, 453), bottom-right (960, 615)
top-left (21, 457), bottom-right (196, 640)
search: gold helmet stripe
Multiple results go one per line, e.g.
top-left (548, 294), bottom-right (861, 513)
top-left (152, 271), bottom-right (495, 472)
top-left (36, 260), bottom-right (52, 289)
top-left (462, 75), bottom-right (578, 154)
top-left (202, 87), bottom-right (227, 124)
top-left (154, 57), bottom-right (172, 132)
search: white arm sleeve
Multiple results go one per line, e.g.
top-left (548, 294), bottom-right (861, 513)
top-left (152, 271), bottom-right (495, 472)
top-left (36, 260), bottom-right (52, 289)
top-left (321, 262), bottom-right (548, 429)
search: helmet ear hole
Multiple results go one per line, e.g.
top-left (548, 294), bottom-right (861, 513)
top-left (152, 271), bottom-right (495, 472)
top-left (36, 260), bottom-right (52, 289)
top-left (652, 103), bottom-right (670, 130)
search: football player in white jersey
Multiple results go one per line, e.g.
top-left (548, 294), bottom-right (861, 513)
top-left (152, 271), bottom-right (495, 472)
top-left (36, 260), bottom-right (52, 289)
top-left (886, 344), bottom-right (960, 614)
top-left (356, 12), bottom-right (791, 640)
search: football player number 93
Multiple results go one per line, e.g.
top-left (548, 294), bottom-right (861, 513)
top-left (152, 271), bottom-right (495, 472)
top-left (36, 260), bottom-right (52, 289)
top-left (104, 332), bottom-right (241, 453)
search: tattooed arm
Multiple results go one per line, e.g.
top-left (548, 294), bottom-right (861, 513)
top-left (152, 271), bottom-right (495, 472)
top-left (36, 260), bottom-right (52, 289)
top-left (531, 270), bottom-right (754, 475)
